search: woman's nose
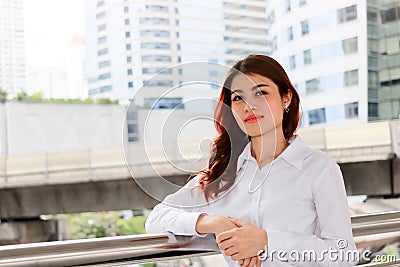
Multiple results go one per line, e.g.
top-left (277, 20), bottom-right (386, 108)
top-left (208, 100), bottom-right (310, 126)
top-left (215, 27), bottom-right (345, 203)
top-left (244, 100), bottom-right (257, 112)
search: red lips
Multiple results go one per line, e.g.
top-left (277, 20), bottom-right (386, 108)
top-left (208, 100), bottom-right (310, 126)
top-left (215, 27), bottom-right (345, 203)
top-left (244, 114), bottom-right (263, 123)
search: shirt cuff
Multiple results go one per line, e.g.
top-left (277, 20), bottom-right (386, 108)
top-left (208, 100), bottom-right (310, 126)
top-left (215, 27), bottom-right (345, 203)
top-left (266, 229), bottom-right (292, 259)
top-left (174, 212), bottom-right (208, 237)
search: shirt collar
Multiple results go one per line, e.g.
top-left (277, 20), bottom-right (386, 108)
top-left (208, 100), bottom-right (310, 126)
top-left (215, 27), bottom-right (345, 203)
top-left (236, 135), bottom-right (308, 172)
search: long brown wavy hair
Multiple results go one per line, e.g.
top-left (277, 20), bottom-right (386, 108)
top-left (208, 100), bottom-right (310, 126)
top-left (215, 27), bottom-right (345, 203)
top-left (194, 55), bottom-right (300, 202)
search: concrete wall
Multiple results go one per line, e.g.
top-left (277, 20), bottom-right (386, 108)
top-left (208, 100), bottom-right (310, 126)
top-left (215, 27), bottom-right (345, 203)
top-left (0, 103), bottom-right (127, 156)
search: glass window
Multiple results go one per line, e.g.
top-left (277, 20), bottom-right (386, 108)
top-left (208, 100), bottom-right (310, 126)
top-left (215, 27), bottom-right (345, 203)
top-left (127, 56), bottom-right (132, 63)
top-left (344, 69), bottom-right (358, 86)
top-left (97, 48), bottom-right (108, 56)
top-left (368, 71), bottom-right (378, 86)
top-left (139, 18), bottom-right (169, 25)
top-left (127, 69), bottom-right (132, 75)
top-left (303, 50), bottom-right (312, 65)
top-left (98, 73), bottom-right (111, 80)
top-left (368, 39), bottom-right (378, 54)
top-left (124, 6), bottom-right (129, 13)
top-left (125, 31), bottom-right (130, 38)
top-left (126, 44), bottom-right (131, 50)
top-left (124, 19), bottom-right (130, 25)
top-left (285, 0), bottom-right (291, 12)
top-left (368, 56), bottom-right (378, 68)
top-left (337, 5), bottom-right (357, 23)
top-left (299, 0), bottom-right (307, 7)
top-left (146, 5), bottom-right (168, 12)
top-left (308, 108), bottom-right (326, 125)
top-left (141, 42), bottom-right (171, 49)
top-left (342, 37), bottom-right (357, 54)
top-left (140, 30), bottom-right (170, 38)
top-left (98, 24), bottom-right (106, 31)
top-left (367, 25), bottom-right (380, 37)
top-left (142, 67), bottom-right (172, 74)
top-left (345, 102), bottom-right (359, 118)
top-left (306, 79), bottom-right (320, 94)
top-left (367, 9), bottom-right (378, 22)
top-left (381, 7), bottom-right (397, 24)
top-left (141, 55), bottom-right (171, 62)
top-left (301, 20), bottom-right (309, 35)
top-left (145, 80), bottom-right (173, 87)
top-left (368, 102), bottom-right (378, 117)
top-left (289, 55), bottom-right (296, 69)
top-left (98, 60), bottom-right (110, 68)
top-left (97, 1), bottom-right (105, 7)
top-left (99, 85), bottom-right (112, 93)
top-left (128, 124), bottom-right (137, 133)
top-left (98, 36), bottom-right (107, 44)
top-left (287, 26), bottom-right (293, 41)
top-left (96, 11), bottom-right (106, 19)
top-left (128, 82), bottom-right (134, 88)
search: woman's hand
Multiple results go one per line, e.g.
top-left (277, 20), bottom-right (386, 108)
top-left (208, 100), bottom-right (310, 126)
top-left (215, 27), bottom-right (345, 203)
top-left (216, 218), bottom-right (268, 261)
top-left (195, 215), bottom-right (238, 235)
top-left (238, 256), bottom-right (262, 267)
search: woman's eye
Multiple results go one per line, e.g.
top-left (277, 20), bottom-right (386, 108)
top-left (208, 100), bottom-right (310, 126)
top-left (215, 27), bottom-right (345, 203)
top-left (232, 95), bottom-right (243, 101)
top-left (255, 91), bottom-right (267, 96)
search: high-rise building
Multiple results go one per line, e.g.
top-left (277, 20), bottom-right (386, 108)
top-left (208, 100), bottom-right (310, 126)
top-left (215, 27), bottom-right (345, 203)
top-left (84, 0), bottom-right (269, 105)
top-left (0, 0), bottom-right (26, 97)
top-left (266, 0), bottom-right (400, 126)
top-left (367, 0), bottom-right (400, 121)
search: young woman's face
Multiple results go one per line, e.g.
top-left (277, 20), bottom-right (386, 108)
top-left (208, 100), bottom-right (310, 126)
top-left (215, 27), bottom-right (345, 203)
top-left (230, 73), bottom-right (291, 138)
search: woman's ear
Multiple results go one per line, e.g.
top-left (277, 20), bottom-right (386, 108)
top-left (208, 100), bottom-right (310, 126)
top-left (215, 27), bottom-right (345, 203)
top-left (283, 89), bottom-right (293, 108)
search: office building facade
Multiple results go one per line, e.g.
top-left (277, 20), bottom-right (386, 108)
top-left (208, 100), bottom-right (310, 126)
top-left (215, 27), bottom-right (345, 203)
top-left (267, 0), bottom-right (400, 126)
top-left (84, 0), bottom-right (269, 106)
top-left (0, 0), bottom-right (26, 97)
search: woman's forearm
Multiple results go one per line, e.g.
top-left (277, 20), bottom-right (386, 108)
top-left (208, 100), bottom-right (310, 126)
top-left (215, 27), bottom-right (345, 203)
top-left (196, 214), bottom-right (237, 235)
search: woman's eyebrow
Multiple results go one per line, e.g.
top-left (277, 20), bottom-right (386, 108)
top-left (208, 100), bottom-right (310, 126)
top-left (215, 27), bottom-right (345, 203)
top-left (231, 84), bottom-right (269, 94)
top-left (251, 84), bottom-right (270, 90)
top-left (231, 89), bottom-right (243, 94)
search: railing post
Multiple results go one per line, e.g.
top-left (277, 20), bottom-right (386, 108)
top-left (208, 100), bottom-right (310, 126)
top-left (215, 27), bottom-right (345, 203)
top-left (389, 121), bottom-right (398, 156)
top-left (88, 148), bottom-right (92, 178)
top-left (45, 152), bottom-right (49, 179)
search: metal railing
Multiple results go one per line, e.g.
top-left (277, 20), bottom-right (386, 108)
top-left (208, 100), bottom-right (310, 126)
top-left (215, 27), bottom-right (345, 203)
top-left (0, 211), bottom-right (399, 267)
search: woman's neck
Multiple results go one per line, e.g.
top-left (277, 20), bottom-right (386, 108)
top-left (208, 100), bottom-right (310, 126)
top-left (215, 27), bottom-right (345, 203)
top-left (250, 127), bottom-right (289, 169)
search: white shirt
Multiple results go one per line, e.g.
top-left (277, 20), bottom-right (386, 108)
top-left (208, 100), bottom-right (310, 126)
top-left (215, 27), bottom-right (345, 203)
top-left (145, 136), bottom-right (357, 266)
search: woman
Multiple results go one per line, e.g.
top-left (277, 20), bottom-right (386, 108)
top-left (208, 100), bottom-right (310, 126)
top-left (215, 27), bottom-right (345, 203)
top-left (145, 55), bottom-right (357, 266)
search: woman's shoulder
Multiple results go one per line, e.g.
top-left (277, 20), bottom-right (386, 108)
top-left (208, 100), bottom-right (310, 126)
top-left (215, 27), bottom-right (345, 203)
top-left (300, 140), bottom-right (339, 171)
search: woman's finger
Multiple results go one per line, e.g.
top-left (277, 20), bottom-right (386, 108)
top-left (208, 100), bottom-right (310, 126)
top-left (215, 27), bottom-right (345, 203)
top-left (241, 257), bottom-right (251, 267)
top-left (216, 228), bottom-right (235, 243)
top-left (224, 245), bottom-right (239, 256)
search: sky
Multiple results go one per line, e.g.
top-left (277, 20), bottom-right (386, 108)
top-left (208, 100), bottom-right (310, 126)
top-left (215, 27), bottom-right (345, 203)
top-left (23, 0), bottom-right (85, 68)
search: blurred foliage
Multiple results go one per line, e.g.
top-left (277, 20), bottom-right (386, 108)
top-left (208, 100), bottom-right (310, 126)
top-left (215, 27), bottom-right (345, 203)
top-left (50, 211), bottom-right (146, 239)
top-left (13, 91), bottom-right (118, 105)
top-left (116, 216), bottom-right (146, 235)
top-left (0, 89), bottom-right (7, 103)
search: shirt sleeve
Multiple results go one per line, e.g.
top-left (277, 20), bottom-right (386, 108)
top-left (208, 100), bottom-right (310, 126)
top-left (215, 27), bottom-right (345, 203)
top-left (265, 161), bottom-right (357, 266)
top-left (145, 174), bottom-right (209, 237)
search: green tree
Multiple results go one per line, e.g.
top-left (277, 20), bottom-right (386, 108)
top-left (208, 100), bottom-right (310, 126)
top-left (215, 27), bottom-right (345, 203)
top-left (0, 89), bottom-right (7, 103)
top-left (116, 216), bottom-right (147, 235)
top-left (96, 98), bottom-right (119, 105)
top-left (15, 92), bottom-right (28, 102)
top-left (28, 92), bottom-right (44, 103)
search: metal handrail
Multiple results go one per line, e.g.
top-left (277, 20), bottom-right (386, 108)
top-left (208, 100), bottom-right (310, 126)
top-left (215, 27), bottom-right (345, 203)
top-left (352, 210), bottom-right (400, 237)
top-left (0, 211), bottom-right (399, 267)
